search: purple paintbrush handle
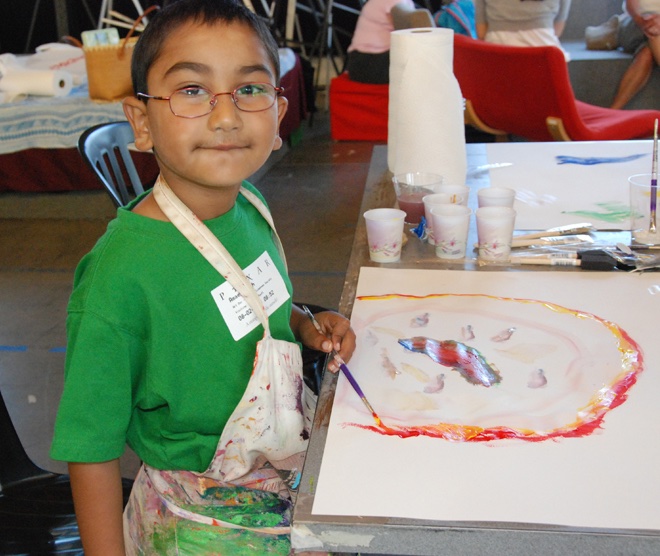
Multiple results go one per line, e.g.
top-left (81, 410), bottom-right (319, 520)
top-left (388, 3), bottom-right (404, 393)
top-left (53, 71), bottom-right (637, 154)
top-left (339, 362), bottom-right (366, 399)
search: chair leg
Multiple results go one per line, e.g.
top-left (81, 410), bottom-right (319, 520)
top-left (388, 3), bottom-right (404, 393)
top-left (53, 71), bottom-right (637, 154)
top-left (463, 99), bottom-right (509, 140)
top-left (546, 117), bottom-right (572, 141)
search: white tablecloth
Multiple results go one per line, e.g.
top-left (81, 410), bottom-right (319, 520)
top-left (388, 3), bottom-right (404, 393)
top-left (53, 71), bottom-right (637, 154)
top-left (0, 84), bottom-right (126, 155)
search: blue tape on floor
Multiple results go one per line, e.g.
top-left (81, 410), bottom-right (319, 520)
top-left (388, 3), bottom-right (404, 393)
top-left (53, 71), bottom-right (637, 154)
top-left (0, 345), bottom-right (28, 352)
top-left (49, 347), bottom-right (67, 353)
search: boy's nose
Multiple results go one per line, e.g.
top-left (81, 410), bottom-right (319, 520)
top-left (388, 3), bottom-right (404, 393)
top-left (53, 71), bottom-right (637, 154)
top-left (207, 93), bottom-right (240, 129)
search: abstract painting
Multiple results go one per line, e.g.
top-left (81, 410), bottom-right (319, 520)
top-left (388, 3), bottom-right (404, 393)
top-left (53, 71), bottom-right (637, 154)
top-left (311, 268), bottom-right (660, 531)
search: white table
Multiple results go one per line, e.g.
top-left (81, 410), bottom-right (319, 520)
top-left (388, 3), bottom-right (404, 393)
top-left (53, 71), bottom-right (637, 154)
top-left (292, 143), bottom-right (658, 555)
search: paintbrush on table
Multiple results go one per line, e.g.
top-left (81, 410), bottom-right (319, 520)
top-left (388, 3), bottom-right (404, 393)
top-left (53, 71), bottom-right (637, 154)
top-left (511, 234), bottom-right (594, 249)
top-left (512, 223), bottom-right (594, 241)
top-left (302, 305), bottom-right (384, 427)
top-left (510, 249), bottom-right (618, 270)
top-left (650, 118), bottom-right (658, 233)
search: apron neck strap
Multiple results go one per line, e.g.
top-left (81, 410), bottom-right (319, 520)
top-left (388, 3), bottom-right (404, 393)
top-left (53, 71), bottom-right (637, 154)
top-left (152, 175), bottom-right (281, 335)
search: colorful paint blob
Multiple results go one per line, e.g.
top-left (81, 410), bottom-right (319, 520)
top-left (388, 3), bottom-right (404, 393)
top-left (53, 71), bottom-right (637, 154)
top-left (343, 293), bottom-right (643, 443)
top-left (398, 337), bottom-right (501, 387)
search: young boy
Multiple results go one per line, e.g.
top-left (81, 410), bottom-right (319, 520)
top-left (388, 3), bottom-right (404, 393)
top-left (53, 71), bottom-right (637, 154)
top-left (50, 0), bottom-right (355, 553)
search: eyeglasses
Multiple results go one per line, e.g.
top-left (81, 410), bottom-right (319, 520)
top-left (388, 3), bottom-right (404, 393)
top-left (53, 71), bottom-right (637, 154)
top-left (137, 83), bottom-right (284, 118)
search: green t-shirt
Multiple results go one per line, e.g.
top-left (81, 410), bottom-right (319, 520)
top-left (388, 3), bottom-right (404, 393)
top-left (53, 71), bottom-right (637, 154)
top-left (50, 183), bottom-right (295, 472)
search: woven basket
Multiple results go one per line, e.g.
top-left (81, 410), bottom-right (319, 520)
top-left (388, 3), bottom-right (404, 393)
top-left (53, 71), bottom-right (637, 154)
top-left (84, 36), bottom-right (138, 100)
top-left (83, 5), bottom-right (159, 101)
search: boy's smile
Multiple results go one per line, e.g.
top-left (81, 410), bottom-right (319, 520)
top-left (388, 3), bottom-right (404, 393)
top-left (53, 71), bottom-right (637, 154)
top-left (124, 20), bottom-right (287, 219)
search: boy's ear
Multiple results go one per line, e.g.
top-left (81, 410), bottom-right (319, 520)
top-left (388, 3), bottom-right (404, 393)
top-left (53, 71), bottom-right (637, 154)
top-left (273, 96), bottom-right (289, 151)
top-left (123, 96), bottom-right (154, 152)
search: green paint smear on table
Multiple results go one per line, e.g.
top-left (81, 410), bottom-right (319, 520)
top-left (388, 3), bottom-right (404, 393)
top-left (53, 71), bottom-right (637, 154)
top-left (562, 202), bottom-right (631, 223)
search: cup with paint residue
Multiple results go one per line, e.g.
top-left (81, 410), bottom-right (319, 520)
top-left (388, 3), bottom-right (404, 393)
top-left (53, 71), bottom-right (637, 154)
top-left (476, 206), bottom-right (516, 261)
top-left (477, 186), bottom-right (516, 208)
top-left (392, 172), bottom-right (444, 225)
top-left (437, 183), bottom-right (469, 206)
top-left (423, 192), bottom-right (452, 244)
top-left (431, 204), bottom-right (472, 259)
top-left (364, 208), bottom-right (406, 263)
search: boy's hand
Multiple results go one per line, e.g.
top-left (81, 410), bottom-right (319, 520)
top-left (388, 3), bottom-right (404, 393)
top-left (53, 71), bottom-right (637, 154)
top-left (297, 310), bottom-right (356, 373)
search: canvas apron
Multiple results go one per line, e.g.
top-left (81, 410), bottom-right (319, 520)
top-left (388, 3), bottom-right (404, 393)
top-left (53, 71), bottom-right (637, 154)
top-left (123, 176), bottom-right (315, 555)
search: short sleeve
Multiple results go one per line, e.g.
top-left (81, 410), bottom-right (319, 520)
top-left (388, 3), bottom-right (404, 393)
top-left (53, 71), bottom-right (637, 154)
top-left (50, 310), bottom-right (142, 463)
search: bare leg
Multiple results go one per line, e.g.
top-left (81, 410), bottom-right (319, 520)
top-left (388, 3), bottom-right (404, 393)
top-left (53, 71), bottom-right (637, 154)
top-left (610, 45), bottom-right (654, 109)
top-left (649, 32), bottom-right (660, 67)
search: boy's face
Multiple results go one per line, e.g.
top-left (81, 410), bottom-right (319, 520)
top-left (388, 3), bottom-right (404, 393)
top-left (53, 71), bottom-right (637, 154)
top-left (124, 21), bottom-right (287, 197)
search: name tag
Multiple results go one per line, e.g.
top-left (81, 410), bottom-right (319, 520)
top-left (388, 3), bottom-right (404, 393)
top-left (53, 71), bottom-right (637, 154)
top-left (211, 251), bottom-right (290, 341)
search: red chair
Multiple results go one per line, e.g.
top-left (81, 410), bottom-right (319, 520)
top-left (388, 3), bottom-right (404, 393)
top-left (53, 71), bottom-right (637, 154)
top-left (453, 34), bottom-right (660, 142)
top-left (329, 73), bottom-right (389, 141)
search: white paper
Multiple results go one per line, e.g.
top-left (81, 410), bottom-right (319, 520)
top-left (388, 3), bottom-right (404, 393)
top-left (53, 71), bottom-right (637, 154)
top-left (31, 43), bottom-right (87, 86)
top-left (312, 267), bottom-right (660, 531)
top-left (485, 140), bottom-right (653, 231)
top-left (0, 49), bottom-right (76, 101)
top-left (388, 28), bottom-right (467, 186)
top-left (0, 69), bottom-right (73, 98)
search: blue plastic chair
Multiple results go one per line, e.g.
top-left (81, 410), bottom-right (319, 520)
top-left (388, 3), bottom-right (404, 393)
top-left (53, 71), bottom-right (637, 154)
top-left (78, 121), bottom-right (146, 207)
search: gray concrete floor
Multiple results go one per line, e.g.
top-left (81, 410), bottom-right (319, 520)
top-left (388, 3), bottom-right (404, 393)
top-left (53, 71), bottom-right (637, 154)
top-left (0, 111), bottom-right (377, 478)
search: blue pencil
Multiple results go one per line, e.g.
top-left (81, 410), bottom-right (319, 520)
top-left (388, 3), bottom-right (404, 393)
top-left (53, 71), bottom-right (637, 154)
top-left (301, 305), bottom-right (384, 427)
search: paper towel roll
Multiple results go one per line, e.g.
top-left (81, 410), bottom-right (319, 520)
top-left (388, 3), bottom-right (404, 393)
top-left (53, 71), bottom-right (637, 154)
top-left (0, 68), bottom-right (73, 98)
top-left (388, 28), bottom-right (467, 186)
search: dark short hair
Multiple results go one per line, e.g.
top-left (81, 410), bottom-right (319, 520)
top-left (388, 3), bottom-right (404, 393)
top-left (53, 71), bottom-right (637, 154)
top-left (131, 0), bottom-right (281, 95)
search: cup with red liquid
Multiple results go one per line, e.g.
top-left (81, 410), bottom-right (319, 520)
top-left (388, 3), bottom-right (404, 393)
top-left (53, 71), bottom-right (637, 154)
top-left (392, 172), bottom-right (444, 225)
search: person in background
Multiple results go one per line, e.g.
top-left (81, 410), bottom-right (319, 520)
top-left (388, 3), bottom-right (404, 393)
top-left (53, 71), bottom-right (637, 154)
top-left (474, 0), bottom-right (572, 60)
top-left (345, 0), bottom-right (415, 84)
top-left (610, 0), bottom-right (660, 109)
top-left (434, 0), bottom-right (476, 38)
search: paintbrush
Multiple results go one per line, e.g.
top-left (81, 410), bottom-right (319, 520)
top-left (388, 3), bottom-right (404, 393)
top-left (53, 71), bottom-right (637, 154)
top-left (650, 118), bottom-right (658, 233)
top-left (512, 223), bottom-right (594, 241)
top-left (510, 249), bottom-right (618, 270)
top-left (474, 234), bottom-right (594, 250)
top-left (511, 234), bottom-right (594, 248)
top-left (301, 305), bottom-right (384, 427)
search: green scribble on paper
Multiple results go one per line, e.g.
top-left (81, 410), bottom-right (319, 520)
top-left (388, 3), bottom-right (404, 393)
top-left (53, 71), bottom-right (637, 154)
top-left (562, 202), bottom-right (631, 223)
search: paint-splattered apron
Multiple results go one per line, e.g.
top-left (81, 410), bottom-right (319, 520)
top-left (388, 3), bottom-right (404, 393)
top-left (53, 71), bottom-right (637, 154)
top-left (123, 176), bottom-right (315, 555)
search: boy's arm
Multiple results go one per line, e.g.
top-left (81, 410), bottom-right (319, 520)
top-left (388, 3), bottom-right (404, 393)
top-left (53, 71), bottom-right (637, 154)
top-left (68, 459), bottom-right (126, 555)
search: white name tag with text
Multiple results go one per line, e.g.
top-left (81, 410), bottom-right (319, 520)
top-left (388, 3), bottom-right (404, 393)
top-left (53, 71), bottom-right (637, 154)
top-left (211, 251), bottom-right (290, 341)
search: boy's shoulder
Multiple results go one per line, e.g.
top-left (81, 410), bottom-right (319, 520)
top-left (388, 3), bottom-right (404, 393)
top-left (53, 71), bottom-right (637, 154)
top-left (72, 206), bottom-right (178, 287)
top-left (241, 180), bottom-right (266, 203)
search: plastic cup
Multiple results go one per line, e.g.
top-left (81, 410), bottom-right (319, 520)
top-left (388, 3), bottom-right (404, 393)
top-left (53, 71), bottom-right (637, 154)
top-left (629, 173), bottom-right (660, 247)
top-left (431, 204), bottom-right (472, 259)
top-left (477, 186), bottom-right (516, 208)
top-left (423, 193), bottom-right (452, 244)
top-left (476, 206), bottom-right (517, 261)
top-left (364, 208), bottom-right (406, 263)
top-left (392, 172), bottom-right (444, 225)
top-left (437, 184), bottom-right (469, 206)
